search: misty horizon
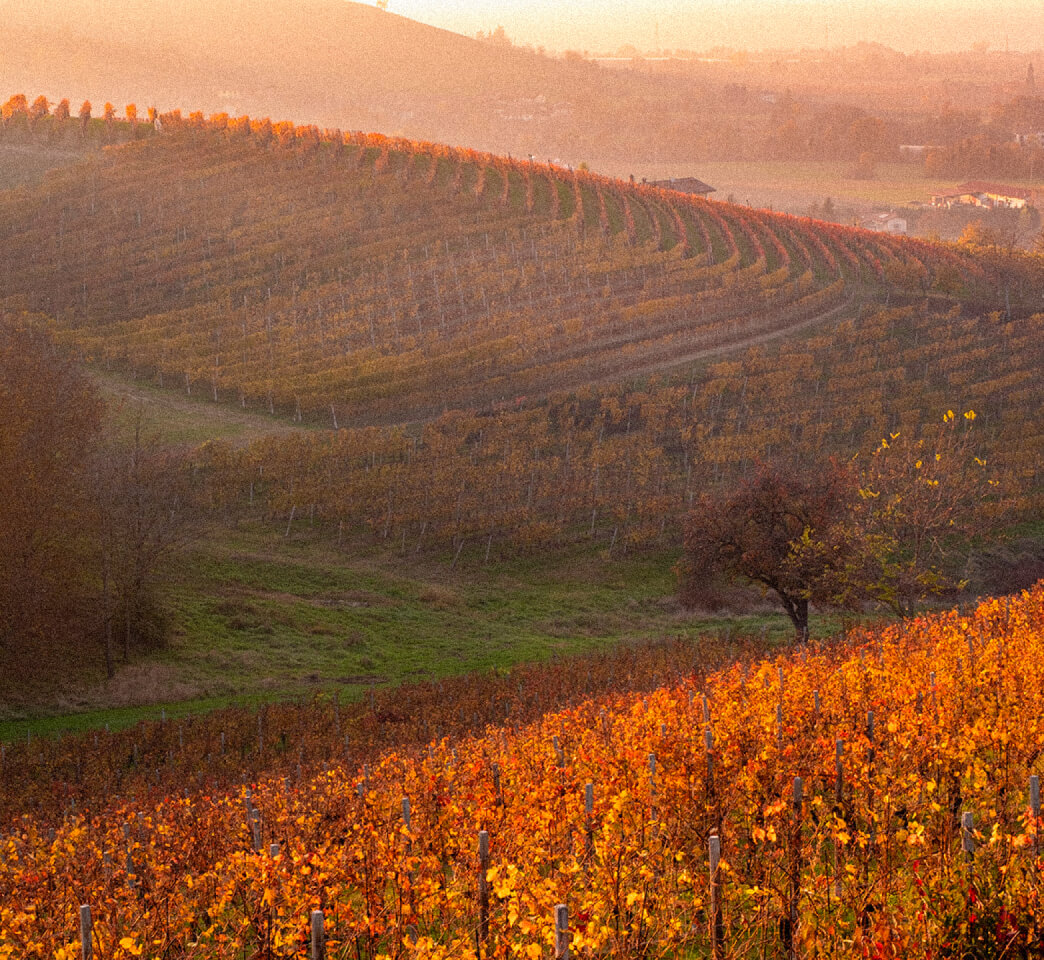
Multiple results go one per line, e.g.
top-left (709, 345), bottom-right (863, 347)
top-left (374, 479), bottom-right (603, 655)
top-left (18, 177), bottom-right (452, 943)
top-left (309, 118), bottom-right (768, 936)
top-left (374, 0), bottom-right (1042, 55)
top-left (2, 0), bottom-right (1044, 56)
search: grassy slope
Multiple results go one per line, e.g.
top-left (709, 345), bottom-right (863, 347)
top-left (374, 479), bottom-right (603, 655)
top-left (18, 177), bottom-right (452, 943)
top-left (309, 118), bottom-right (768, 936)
top-left (0, 141), bottom-right (90, 191)
top-left (0, 119), bottom-right (137, 191)
top-left (94, 369), bottom-right (309, 446)
top-left (0, 379), bottom-right (847, 736)
top-left (0, 513), bottom-right (835, 739)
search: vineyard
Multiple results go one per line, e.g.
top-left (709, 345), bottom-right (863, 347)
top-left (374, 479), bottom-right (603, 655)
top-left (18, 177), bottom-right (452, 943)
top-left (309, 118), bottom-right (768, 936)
top-left (3, 109), bottom-right (1044, 960)
top-left (1, 109), bottom-right (1041, 562)
top-left (1, 111), bottom-right (1035, 428)
top-left (2, 587), bottom-right (1043, 957)
top-left (194, 302), bottom-right (1043, 557)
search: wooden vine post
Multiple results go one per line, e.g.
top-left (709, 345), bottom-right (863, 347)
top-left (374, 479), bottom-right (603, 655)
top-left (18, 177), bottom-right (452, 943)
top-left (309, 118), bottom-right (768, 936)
top-left (962, 811), bottom-right (975, 882)
top-left (402, 795), bottom-right (417, 906)
top-left (787, 776), bottom-right (803, 960)
top-left (833, 739), bottom-right (844, 900)
top-left (492, 762), bottom-right (503, 808)
top-left (584, 783), bottom-right (595, 863)
top-left (1030, 775), bottom-right (1040, 860)
top-left (1032, 776), bottom-right (1042, 947)
top-left (79, 904), bottom-right (92, 960)
top-left (310, 909), bottom-right (325, 960)
top-left (554, 903), bottom-right (570, 959)
top-left (477, 829), bottom-right (490, 957)
top-left (705, 727), bottom-right (715, 798)
top-left (709, 831), bottom-right (725, 960)
top-left (648, 752), bottom-right (657, 823)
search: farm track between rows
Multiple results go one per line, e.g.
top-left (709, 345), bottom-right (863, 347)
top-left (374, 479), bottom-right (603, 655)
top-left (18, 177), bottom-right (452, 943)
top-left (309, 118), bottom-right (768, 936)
top-left (560, 288), bottom-right (864, 396)
top-left (92, 286), bottom-right (866, 437)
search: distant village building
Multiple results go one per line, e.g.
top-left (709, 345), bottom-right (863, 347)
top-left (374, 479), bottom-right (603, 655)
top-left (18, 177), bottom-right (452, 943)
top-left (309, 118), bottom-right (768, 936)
top-left (1014, 131), bottom-right (1044, 147)
top-left (647, 177), bottom-right (716, 197)
top-left (930, 181), bottom-right (1036, 210)
top-left (861, 212), bottom-right (908, 235)
top-left (898, 144), bottom-right (933, 158)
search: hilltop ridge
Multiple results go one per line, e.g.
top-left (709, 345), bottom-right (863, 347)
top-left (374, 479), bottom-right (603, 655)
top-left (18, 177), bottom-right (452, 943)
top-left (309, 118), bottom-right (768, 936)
top-left (0, 0), bottom-right (710, 164)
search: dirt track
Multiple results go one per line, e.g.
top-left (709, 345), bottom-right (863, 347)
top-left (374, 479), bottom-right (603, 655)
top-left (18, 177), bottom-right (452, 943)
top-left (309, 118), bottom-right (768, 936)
top-left (89, 288), bottom-right (864, 441)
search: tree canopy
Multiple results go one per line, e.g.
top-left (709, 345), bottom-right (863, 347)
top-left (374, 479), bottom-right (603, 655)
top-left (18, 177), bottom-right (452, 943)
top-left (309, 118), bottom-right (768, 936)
top-left (0, 319), bottom-right (198, 698)
top-left (678, 413), bottom-right (1000, 634)
top-left (0, 320), bottom-right (104, 666)
top-left (679, 460), bottom-right (854, 636)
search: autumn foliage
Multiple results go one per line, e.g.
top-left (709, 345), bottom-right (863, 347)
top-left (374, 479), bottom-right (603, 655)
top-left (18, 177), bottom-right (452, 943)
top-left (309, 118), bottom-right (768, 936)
top-left (0, 322), bottom-right (105, 677)
top-left (1, 103), bottom-right (1032, 427)
top-left (679, 411), bottom-right (1004, 632)
top-left (680, 459), bottom-right (856, 634)
top-left (0, 320), bottom-right (197, 694)
top-left (2, 589), bottom-right (1044, 957)
top-left (190, 304), bottom-right (1041, 561)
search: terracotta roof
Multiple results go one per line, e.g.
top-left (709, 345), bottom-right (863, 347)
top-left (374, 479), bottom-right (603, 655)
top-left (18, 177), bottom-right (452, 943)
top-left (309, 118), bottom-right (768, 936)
top-left (952, 181), bottom-right (1035, 200)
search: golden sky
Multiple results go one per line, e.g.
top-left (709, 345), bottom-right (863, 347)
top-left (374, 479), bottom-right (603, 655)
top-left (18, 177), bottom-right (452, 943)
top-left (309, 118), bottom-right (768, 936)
top-left (388, 0), bottom-right (1044, 53)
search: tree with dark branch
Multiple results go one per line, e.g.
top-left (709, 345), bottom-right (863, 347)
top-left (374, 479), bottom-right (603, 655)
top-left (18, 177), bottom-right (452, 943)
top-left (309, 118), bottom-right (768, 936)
top-left (678, 413), bottom-right (1002, 634)
top-left (91, 413), bottom-right (200, 675)
top-left (679, 460), bottom-right (855, 637)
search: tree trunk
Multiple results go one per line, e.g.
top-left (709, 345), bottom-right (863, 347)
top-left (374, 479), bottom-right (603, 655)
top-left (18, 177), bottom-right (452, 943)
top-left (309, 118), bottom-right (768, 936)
top-left (777, 591), bottom-right (809, 639)
top-left (103, 562), bottom-right (114, 679)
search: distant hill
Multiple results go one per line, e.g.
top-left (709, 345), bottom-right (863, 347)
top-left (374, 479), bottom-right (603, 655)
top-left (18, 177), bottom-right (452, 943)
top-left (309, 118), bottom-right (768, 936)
top-left (0, 0), bottom-right (719, 167)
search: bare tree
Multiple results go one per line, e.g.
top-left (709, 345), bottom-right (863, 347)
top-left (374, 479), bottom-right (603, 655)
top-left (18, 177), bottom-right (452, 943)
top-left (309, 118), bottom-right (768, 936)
top-left (91, 413), bottom-right (200, 673)
top-left (0, 322), bottom-right (104, 689)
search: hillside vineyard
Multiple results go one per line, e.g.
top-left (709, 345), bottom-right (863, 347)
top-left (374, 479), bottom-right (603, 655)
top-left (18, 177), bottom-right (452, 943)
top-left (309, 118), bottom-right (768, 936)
top-left (196, 303), bottom-right (1042, 556)
top-left (1, 113), bottom-right (1032, 424)
top-left (2, 112), bottom-right (1041, 556)
top-left (2, 588), bottom-right (1044, 957)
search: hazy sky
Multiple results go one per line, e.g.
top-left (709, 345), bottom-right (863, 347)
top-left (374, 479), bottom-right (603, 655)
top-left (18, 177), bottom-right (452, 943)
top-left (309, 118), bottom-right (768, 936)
top-left (385, 1), bottom-right (1044, 53)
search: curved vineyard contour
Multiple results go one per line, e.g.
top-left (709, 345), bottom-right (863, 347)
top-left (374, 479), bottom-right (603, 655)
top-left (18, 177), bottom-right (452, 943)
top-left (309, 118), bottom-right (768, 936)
top-left (195, 303), bottom-right (1043, 557)
top-left (0, 110), bottom-right (1023, 428)
top-left (2, 589), bottom-right (1044, 957)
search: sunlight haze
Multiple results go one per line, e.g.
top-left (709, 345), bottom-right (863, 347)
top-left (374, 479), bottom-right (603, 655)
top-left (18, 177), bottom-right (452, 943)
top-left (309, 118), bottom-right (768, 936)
top-left (3, 0), bottom-right (1044, 947)
top-left (389, 0), bottom-right (1044, 52)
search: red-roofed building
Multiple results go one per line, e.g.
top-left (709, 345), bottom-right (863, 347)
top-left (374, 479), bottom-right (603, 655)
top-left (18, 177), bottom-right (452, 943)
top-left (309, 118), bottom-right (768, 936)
top-left (931, 181), bottom-right (1036, 210)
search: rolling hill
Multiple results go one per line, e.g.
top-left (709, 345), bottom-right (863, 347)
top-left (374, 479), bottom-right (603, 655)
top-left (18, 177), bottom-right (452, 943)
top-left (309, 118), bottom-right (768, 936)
top-left (0, 0), bottom-right (724, 167)
top-left (0, 114), bottom-right (1023, 423)
top-left (1, 113), bottom-right (1041, 560)
top-left (3, 69), bottom-right (1044, 960)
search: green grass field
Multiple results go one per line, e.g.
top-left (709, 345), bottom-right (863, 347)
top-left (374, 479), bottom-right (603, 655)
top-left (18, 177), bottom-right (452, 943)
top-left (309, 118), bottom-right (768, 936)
top-left (1, 519), bottom-right (834, 740)
top-left (94, 368), bottom-right (309, 446)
